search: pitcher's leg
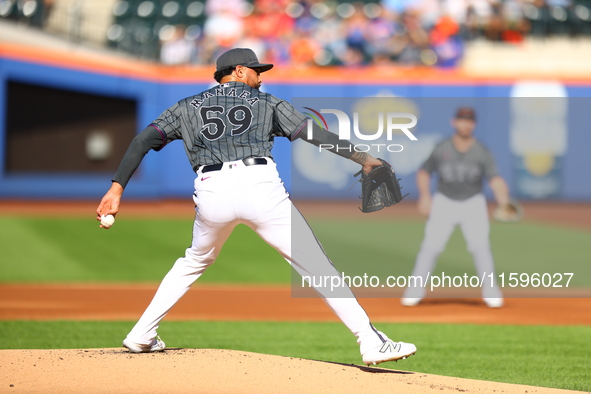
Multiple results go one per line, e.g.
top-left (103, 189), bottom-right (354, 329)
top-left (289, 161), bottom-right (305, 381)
top-left (126, 212), bottom-right (235, 344)
top-left (252, 201), bottom-right (394, 354)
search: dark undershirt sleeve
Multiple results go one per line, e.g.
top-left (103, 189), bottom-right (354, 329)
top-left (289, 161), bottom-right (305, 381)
top-left (112, 125), bottom-right (167, 189)
top-left (292, 121), bottom-right (354, 159)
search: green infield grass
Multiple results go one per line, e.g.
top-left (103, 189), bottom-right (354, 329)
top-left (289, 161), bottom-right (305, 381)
top-left (0, 217), bottom-right (286, 283)
top-left (0, 216), bottom-right (589, 288)
top-left (0, 320), bottom-right (589, 392)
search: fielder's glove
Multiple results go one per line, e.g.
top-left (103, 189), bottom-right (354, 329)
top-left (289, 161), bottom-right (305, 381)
top-left (493, 199), bottom-right (524, 223)
top-left (353, 159), bottom-right (408, 213)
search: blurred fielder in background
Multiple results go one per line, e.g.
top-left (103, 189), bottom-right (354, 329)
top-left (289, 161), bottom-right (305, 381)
top-left (401, 107), bottom-right (509, 308)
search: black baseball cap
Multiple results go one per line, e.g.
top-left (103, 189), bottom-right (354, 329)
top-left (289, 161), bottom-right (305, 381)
top-left (455, 107), bottom-right (476, 121)
top-left (216, 48), bottom-right (273, 73)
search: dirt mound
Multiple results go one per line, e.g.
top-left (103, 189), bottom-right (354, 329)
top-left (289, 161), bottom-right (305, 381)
top-left (0, 348), bottom-right (577, 393)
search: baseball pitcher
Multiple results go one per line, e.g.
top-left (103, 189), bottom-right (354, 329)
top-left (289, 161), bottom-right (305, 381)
top-left (96, 48), bottom-right (416, 366)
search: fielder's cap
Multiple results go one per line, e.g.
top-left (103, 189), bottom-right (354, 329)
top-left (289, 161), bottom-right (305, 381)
top-left (455, 107), bottom-right (476, 120)
top-left (216, 48), bottom-right (273, 73)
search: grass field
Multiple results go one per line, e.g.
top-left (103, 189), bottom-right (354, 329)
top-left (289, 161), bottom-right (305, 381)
top-left (1, 216), bottom-right (590, 392)
top-left (0, 320), bottom-right (590, 392)
top-left (0, 216), bottom-right (589, 286)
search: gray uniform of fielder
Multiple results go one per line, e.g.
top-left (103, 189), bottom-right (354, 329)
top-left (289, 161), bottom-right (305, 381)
top-left (423, 139), bottom-right (499, 200)
top-left (402, 137), bottom-right (503, 303)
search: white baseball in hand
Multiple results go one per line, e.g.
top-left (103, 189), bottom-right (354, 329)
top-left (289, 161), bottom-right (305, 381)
top-left (100, 214), bottom-right (115, 228)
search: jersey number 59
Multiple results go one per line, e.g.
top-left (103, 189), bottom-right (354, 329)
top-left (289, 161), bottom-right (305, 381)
top-left (199, 105), bottom-right (253, 141)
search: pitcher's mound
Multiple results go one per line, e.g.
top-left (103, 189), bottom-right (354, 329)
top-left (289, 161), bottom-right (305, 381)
top-left (0, 348), bottom-right (575, 393)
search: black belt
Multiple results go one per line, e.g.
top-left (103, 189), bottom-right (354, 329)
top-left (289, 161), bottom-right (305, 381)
top-left (200, 157), bottom-right (269, 173)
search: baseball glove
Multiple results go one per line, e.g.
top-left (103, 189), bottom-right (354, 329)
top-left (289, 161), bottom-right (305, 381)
top-left (353, 159), bottom-right (408, 213)
top-left (493, 199), bottom-right (524, 223)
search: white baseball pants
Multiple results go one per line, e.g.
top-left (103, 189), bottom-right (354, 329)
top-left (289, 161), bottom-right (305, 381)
top-left (403, 192), bottom-right (502, 299)
top-left (126, 158), bottom-right (385, 353)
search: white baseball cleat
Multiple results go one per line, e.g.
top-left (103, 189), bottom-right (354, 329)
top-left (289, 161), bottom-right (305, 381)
top-left (362, 340), bottom-right (417, 366)
top-left (123, 335), bottom-right (166, 353)
top-left (483, 297), bottom-right (504, 308)
top-left (400, 297), bottom-right (422, 307)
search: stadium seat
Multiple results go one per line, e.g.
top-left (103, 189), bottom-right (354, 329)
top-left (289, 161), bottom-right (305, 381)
top-left (573, 3), bottom-right (591, 35)
top-left (160, 1), bottom-right (182, 25)
top-left (106, 0), bottom-right (208, 61)
top-left (0, 0), bottom-right (18, 20)
top-left (113, 0), bottom-right (132, 19)
top-left (548, 6), bottom-right (571, 35)
top-left (523, 3), bottom-right (551, 37)
top-left (182, 0), bottom-right (205, 25)
top-left (107, 0), bottom-right (158, 59)
top-left (0, 0), bottom-right (44, 27)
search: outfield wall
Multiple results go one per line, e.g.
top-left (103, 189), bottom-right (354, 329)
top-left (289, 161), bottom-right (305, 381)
top-left (1, 44), bottom-right (591, 201)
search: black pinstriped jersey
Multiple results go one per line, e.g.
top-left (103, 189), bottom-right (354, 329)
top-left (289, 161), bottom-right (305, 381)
top-left (150, 81), bottom-right (307, 171)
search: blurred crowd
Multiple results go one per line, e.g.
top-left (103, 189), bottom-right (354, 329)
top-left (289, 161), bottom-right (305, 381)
top-left (158, 0), bottom-right (591, 68)
top-left (1, 0), bottom-right (589, 68)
